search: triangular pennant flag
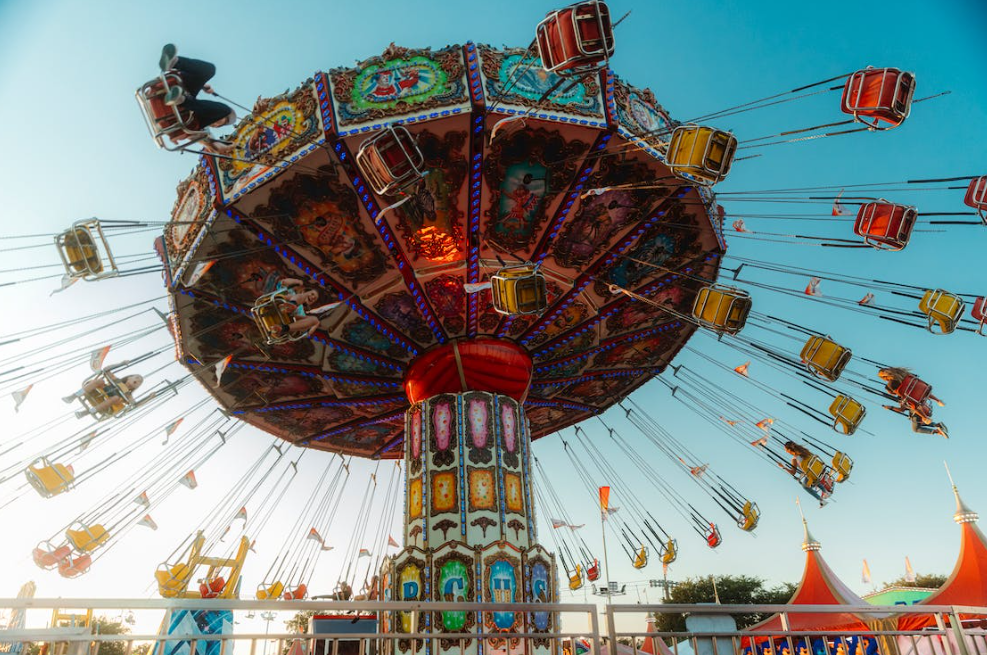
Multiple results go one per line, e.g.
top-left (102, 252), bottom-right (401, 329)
top-left (905, 556), bottom-right (916, 583)
top-left (750, 435), bottom-right (769, 448)
top-left (551, 518), bottom-right (568, 529)
top-left (249, 539), bottom-right (257, 553)
top-left (163, 418), bottom-right (183, 444)
top-left (858, 292), bottom-right (875, 306)
top-left (832, 190), bottom-right (852, 216)
top-left (463, 281), bottom-right (493, 294)
top-left (569, 524), bottom-right (585, 530)
top-left (663, 562), bottom-right (669, 576)
top-left (234, 506), bottom-right (248, 522)
top-left (50, 275), bottom-right (78, 296)
top-left (180, 470), bottom-right (198, 489)
top-left (862, 558), bottom-right (872, 584)
top-left (599, 486), bottom-right (611, 515)
top-left (11, 385), bottom-right (33, 412)
top-left (138, 514), bottom-right (158, 530)
top-left (805, 277), bottom-right (822, 296)
top-left (135, 491), bottom-right (150, 507)
top-left (184, 260), bottom-right (216, 287)
top-left (719, 416), bottom-right (740, 427)
top-left (214, 354), bottom-right (233, 386)
top-left (219, 525), bottom-right (231, 542)
top-left (358, 548), bottom-right (371, 558)
top-left (732, 219), bottom-right (748, 233)
top-left (607, 506), bottom-right (620, 515)
top-left (734, 361), bottom-right (750, 377)
top-left (689, 464), bottom-right (709, 478)
top-left (307, 527), bottom-right (324, 543)
top-left (755, 418), bottom-right (774, 431)
top-left (387, 535), bottom-right (399, 548)
top-left (89, 345), bottom-right (111, 372)
top-left (321, 544), bottom-right (334, 552)
top-left (79, 431), bottom-right (97, 452)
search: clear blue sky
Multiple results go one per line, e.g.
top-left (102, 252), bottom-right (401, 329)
top-left (0, 0), bottom-right (984, 624)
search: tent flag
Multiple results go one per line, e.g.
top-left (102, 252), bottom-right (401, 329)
top-left (234, 506), bottom-right (248, 522)
top-left (135, 491), bottom-right (150, 507)
top-left (832, 190), bottom-right (852, 216)
top-left (755, 418), bottom-right (774, 431)
top-left (307, 528), bottom-right (324, 543)
top-left (163, 418), bottom-right (184, 443)
top-left (551, 518), bottom-right (568, 529)
top-left (858, 292), bottom-right (875, 306)
top-left (11, 385), bottom-right (33, 412)
top-left (90, 345), bottom-right (111, 372)
top-left (734, 361), bottom-right (750, 377)
top-left (387, 535), bottom-right (399, 548)
top-left (214, 354), bottom-right (233, 385)
top-left (138, 514), bottom-right (158, 530)
top-left (599, 486), bottom-right (611, 515)
top-left (358, 548), bottom-right (372, 558)
top-left (862, 559), bottom-right (872, 584)
top-left (905, 556), bottom-right (916, 583)
top-left (805, 277), bottom-right (822, 296)
top-left (732, 219), bottom-right (748, 233)
top-left (79, 431), bottom-right (97, 452)
top-left (180, 470), bottom-right (198, 489)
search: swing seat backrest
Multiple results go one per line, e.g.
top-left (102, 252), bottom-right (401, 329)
top-left (256, 581), bottom-right (285, 600)
top-left (828, 394), bottom-right (866, 435)
top-left (692, 285), bottom-right (752, 334)
top-left (535, 1), bottom-right (615, 76)
top-left (661, 539), bottom-right (677, 565)
top-left (633, 547), bottom-right (647, 569)
top-left (706, 525), bottom-right (722, 548)
top-left (26, 460), bottom-right (75, 498)
top-left (831, 452), bottom-right (853, 483)
top-left (135, 73), bottom-right (208, 150)
top-left (739, 501), bottom-right (760, 532)
top-left (491, 264), bottom-right (548, 316)
top-left (841, 67), bottom-right (916, 129)
top-left (799, 455), bottom-right (825, 487)
top-left (156, 563), bottom-right (193, 597)
top-left (58, 227), bottom-right (103, 277)
top-left (355, 126), bottom-right (425, 196)
top-left (286, 583), bottom-right (308, 600)
top-left (898, 375), bottom-right (931, 406)
top-left (199, 576), bottom-right (227, 599)
top-left (666, 125), bottom-right (738, 185)
top-left (66, 524), bottom-right (110, 553)
top-left (800, 335), bottom-right (851, 382)
top-left (251, 292), bottom-right (305, 345)
top-left (586, 561), bottom-right (600, 581)
top-left (568, 572), bottom-right (583, 591)
top-left (33, 543), bottom-right (73, 569)
top-left (853, 201), bottom-right (916, 251)
top-left (919, 289), bottom-right (965, 335)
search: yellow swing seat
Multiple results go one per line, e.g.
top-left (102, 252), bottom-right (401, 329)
top-left (661, 538), bottom-right (677, 565)
top-left (918, 289), bottom-right (965, 335)
top-left (831, 451), bottom-right (853, 483)
top-left (568, 564), bottom-right (583, 591)
top-left (65, 523), bottom-right (110, 553)
top-left (251, 291), bottom-right (308, 345)
top-left (490, 263), bottom-right (548, 316)
top-left (692, 284), bottom-right (752, 334)
top-left (54, 219), bottom-right (118, 282)
top-left (829, 394), bottom-right (866, 435)
top-left (155, 562), bottom-right (194, 598)
top-left (800, 335), bottom-right (852, 382)
top-left (666, 125), bottom-right (738, 185)
top-left (256, 581), bottom-right (285, 600)
top-left (798, 455), bottom-right (827, 488)
top-left (738, 501), bottom-right (760, 532)
top-left (25, 459), bottom-right (75, 498)
top-left (632, 546), bottom-right (647, 569)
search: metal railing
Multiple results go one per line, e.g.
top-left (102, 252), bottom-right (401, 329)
top-left (0, 599), bottom-right (984, 655)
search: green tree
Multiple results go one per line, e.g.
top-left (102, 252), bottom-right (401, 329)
top-left (92, 617), bottom-right (130, 655)
top-left (285, 611), bottom-right (317, 634)
top-left (881, 573), bottom-right (947, 589)
top-left (653, 575), bottom-right (797, 634)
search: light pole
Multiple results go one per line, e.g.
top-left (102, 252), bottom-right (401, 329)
top-left (261, 611), bottom-right (277, 655)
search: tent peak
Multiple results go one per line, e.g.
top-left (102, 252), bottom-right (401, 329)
top-left (801, 518), bottom-right (821, 552)
top-left (953, 484), bottom-right (979, 525)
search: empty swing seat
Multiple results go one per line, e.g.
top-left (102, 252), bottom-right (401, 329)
top-left (801, 335), bottom-right (851, 382)
top-left (919, 289), bottom-right (965, 335)
top-left (831, 452), bottom-right (853, 483)
top-left (535, 1), bottom-right (615, 76)
top-left (828, 394), bottom-right (866, 435)
top-left (738, 501), bottom-right (760, 532)
top-left (283, 584), bottom-right (308, 601)
top-left (199, 577), bottom-right (227, 599)
top-left (853, 201), bottom-right (917, 250)
top-left (568, 565), bottom-right (583, 590)
top-left (661, 539), bottom-right (677, 565)
top-left (964, 176), bottom-right (987, 223)
top-left (586, 559), bottom-right (600, 581)
top-left (156, 562), bottom-right (194, 598)
top-left (355, 126), bottom-right (425, 196)
top-left (25, 460), bottom-right (75, 498)
top-left (54, 220), bottom-right (119, 281)
top-left (251, 291), bottom-right (307, 345)
top-left (841, 67), bottom-right (916, 129)
top-left (135, 73), bottom-right (209, 150)
top-left (33, 542), bottom-right (73, 570)
top-left (65, 524), bottom-right (110, 553)
top-left (632, 546), bottom-right (647, 569)
top-left (58, 554), bottom-right (93, 579)
top-left (666, 125), bottom-right (737, 185)
top-left (972, 296), bottom-right (987, 336)
top-left (705, 524), bottom-right (722, 548)
top-left (490, 264), bottom-right (548, 315)
top-left (692, 285), bottom-right (752, 334)
top-left (256, 581), bottom-right (285, 600)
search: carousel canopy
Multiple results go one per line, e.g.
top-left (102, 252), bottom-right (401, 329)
top-left (160, 42), bottom-right (723, 458)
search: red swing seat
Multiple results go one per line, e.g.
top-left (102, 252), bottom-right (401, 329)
top-left (586, 559), bottom-right (600, 581)
top-left (705, 523), bottom-right (722, 548)
top-left (853, 200), bottom-right (917, 250)
top-left (964, 176), bottom-right (987, 224)
top-left (57, 554), bottom-right (92, 578)
top-left (33, 542), bottom-right (73, 570)
top-left (972, 296), bottom-right (987, 336)
top-left (535, 1), bottom-right (615, 76)
top-left (841, 67), bottom-right (916, 130)
top-left (199, 576), bottom-right (227, 599)
top-left (135, 73), bottom-right (209, 151)
top-left (283, 583), bottom-right (308, 601)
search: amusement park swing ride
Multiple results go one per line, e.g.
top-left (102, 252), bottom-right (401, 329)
top-left (0, 1), bottom-right (984, 647)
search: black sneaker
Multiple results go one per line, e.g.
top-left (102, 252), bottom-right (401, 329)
top-left (160, 44), bottom-right (178, 71)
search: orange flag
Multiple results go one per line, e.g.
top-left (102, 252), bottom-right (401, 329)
top-left (734, 361), bottom-right (750, 377)
top-left (599, 486), bottom-right (610, 514)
